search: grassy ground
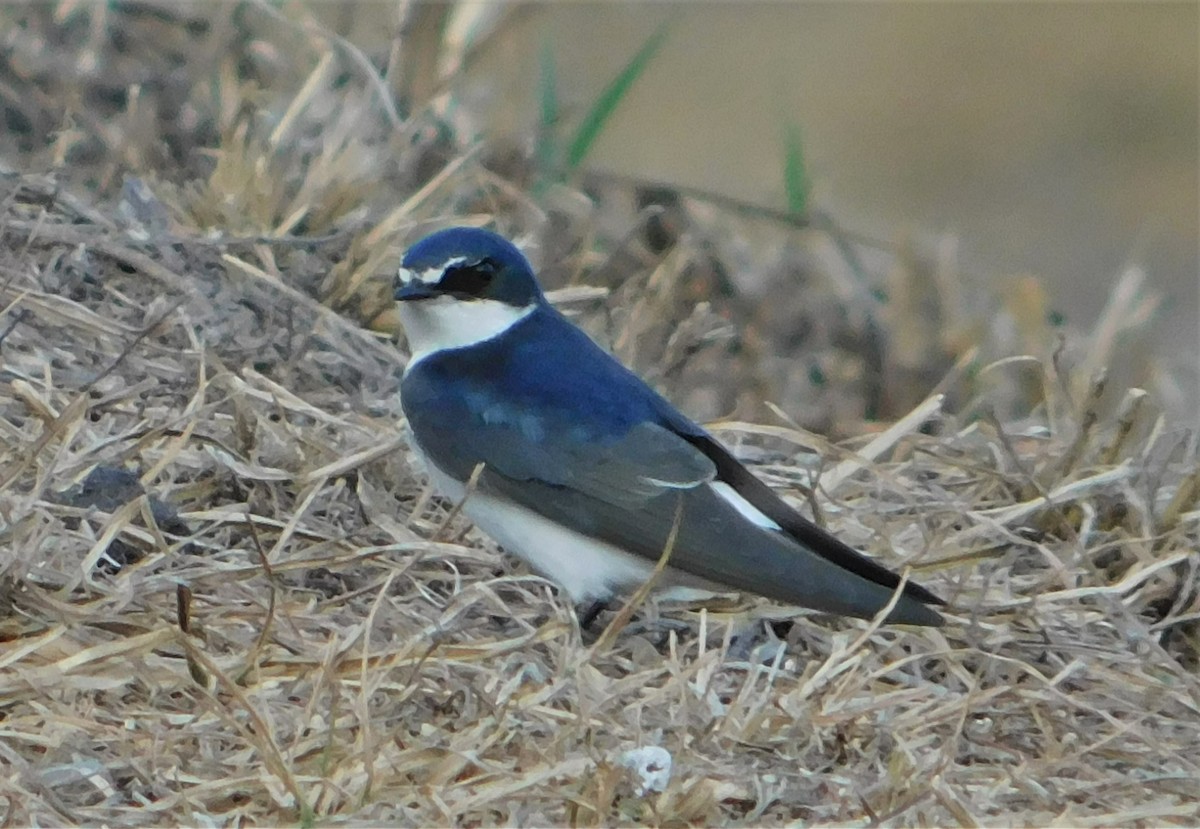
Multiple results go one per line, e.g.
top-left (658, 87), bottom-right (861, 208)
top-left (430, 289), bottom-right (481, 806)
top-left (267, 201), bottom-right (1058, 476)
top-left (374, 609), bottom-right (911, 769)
top-left (1, 4), bottom-right (1198, 826)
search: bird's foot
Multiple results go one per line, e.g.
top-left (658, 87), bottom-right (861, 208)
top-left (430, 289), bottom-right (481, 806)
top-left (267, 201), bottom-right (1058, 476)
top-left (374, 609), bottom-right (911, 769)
top-left (725, 619), bottom-right (790, 664)
top-left (577, 598), bottom-right (611, 631)
top-left (622, 616), bottom-right (692, 649)
top-left (575, 600), bottom-right (693, 649)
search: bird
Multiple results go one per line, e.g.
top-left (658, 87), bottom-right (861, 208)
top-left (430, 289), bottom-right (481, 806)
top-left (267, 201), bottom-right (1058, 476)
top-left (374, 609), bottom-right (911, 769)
top-left (394, 226), bottom-right (945, 627)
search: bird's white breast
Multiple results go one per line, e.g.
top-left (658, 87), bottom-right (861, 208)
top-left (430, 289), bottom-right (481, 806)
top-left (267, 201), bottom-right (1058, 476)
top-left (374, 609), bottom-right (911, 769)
top-left (399, 297), bottom-right (534, 371)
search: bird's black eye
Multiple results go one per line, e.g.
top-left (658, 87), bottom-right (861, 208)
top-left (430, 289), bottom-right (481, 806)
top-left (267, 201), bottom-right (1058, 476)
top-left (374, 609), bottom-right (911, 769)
top-left (440, 258), bottom-right (498, 298)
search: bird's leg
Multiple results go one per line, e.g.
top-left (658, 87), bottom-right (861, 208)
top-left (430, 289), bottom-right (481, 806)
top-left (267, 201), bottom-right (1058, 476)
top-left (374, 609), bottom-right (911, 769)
top-left (621, 616), bottom-right (693, 650)
top-left (576, 598), bottom-right (611, 630)
top-left (726, 618), bottom-right (787, 663)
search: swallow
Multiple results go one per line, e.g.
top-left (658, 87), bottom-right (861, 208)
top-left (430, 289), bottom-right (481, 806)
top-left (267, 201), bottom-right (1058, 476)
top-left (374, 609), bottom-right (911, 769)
top-left (394, 227), bottom-right (944, 626)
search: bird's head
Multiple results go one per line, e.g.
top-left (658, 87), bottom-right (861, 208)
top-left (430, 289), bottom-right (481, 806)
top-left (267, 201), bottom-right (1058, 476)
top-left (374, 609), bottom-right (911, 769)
top-left (395, 227), bottom-right (545, 362)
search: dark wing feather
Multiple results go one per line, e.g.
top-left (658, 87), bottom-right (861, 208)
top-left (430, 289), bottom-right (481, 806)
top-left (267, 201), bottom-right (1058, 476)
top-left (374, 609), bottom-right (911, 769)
top-left (673, 430), bottom-right (946, 608)
top-left (412, 401), bottom-right (942, 624)
top-left (476, 461), bottom-right (942, 625)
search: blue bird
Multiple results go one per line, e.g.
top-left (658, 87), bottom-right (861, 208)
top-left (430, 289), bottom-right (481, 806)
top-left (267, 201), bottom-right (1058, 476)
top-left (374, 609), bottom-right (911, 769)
top-left (395, 227), bottom-right (945, 626)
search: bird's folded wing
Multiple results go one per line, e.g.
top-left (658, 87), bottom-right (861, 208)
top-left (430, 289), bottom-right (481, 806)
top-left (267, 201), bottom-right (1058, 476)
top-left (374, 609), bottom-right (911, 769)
top-left (453, 419), bottom-right (717, 506)
top-left (408, 389), bottom-right (942, 622)
top-left (448, 420), bottom-right (940, 624)
top-left (552, 420), bottom-right (717, 502)
top-left (478, 459), bottom-right (940, 624)
top-left (669, 428), bottom-right (945, 608)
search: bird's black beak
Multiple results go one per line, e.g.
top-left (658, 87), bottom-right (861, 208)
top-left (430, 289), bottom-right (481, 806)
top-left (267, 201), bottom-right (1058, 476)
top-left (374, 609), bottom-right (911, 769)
top-left (395, 282), bottom-right (438, 302)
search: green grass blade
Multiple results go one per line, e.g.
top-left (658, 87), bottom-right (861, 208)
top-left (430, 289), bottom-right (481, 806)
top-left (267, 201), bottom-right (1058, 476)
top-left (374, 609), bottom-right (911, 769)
top-left (537, 37), bottom-right (560, 172)
top-left (782, 120), bottom-right (812, 218)
top-left (565, 24), bottom-right (668, 170)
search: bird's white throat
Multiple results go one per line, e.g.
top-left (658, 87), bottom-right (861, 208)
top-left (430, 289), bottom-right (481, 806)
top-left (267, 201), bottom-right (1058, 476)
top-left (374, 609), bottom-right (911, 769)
top-left (399, 296), bottom-right (534, 370)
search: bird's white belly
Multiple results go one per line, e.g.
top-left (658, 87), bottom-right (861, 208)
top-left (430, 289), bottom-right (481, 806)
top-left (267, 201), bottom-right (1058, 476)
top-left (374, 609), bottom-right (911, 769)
top-left (463, 491), bottom-right (658, 602)
top-left (410, 446), bottom-right (656, 603)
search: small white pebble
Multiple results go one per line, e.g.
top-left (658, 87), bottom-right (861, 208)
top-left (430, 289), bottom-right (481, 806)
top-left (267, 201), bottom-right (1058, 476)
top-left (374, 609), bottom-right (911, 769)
top-left (618, 746), bottom-right (672, 796)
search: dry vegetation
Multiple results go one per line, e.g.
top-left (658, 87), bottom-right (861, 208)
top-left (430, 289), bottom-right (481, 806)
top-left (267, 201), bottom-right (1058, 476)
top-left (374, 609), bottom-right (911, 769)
top-left (1, 4), bottom-right (1198, 826)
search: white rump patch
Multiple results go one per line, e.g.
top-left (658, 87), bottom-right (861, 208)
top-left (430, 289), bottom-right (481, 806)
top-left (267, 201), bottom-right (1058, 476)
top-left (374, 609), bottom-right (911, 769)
top-left (710, 481), bottom-right (782, 531)
top-left (399, 295), bottom-right (534, 370)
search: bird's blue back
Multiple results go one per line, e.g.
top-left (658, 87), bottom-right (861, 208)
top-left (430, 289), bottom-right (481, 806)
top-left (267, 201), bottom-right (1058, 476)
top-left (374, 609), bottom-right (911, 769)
top-left (401, 303), bottom-right (702, 481)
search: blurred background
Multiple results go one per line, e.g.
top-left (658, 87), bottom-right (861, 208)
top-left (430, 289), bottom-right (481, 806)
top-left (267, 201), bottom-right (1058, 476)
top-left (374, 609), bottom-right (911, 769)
top-left (321, 1), bottom-right (1199, 410)
top-left (1, 1), bottom-right (1195, 422)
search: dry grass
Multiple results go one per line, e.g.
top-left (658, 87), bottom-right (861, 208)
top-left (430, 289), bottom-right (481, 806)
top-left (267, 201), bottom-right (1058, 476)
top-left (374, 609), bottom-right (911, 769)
top-left (1, 4), bottom-right (1198, 826)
